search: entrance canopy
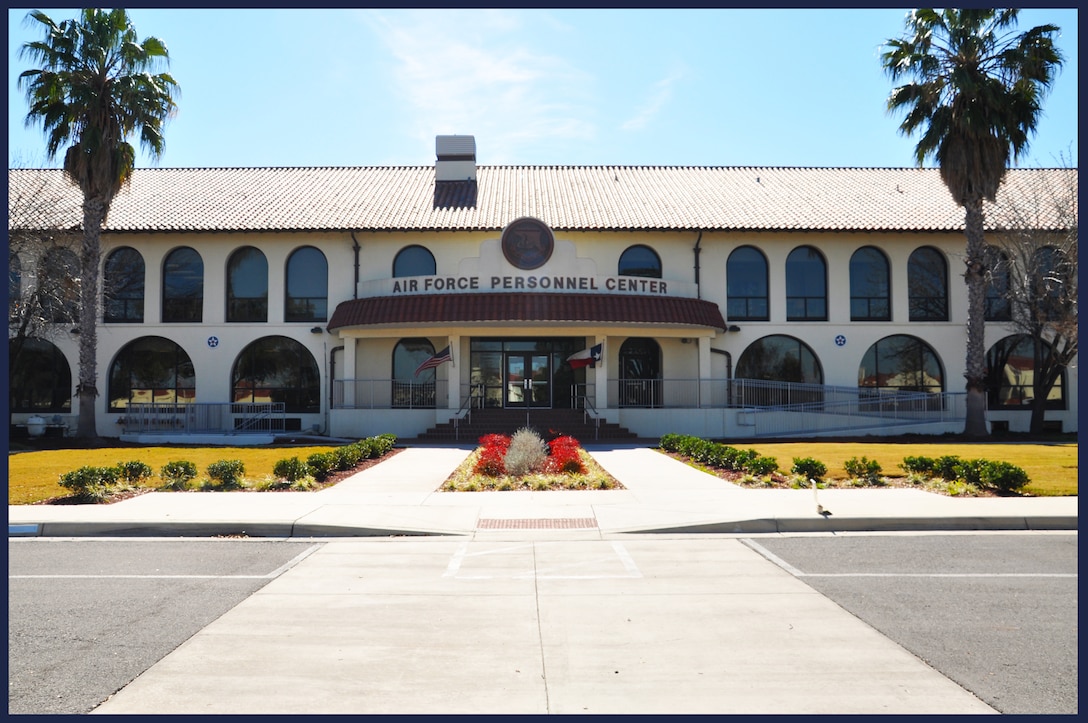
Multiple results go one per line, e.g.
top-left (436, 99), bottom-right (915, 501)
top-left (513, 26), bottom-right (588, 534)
top-left (328, 293), bottom-right (727, 332)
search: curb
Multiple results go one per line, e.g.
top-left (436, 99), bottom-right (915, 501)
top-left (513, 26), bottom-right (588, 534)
top-left (9, 515), bottom-right (1077, 538)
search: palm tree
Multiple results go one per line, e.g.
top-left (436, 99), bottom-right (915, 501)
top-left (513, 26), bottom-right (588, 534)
top-left (19, 9), bottom-right (179, 438)
top-left (881, 9), bottom-right (1063, 437)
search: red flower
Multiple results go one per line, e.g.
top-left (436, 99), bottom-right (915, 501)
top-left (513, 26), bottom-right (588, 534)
top-left (479, 433), bottom-right (511, 451)
top-left (473, 445), bottom-right (506, 476)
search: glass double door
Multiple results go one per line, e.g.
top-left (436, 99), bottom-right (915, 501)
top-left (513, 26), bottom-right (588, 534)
top-left (505, 353), bottom-right (550, 408)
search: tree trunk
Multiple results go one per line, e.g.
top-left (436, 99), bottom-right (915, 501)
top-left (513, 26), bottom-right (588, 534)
top-left (961, 198), bottom-right (990, 437)
top-left (74, 199), bottom-right (106, 439)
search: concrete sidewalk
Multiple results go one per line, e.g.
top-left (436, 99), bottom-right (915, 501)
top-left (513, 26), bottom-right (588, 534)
top-left (8, 445), bottom-right (1078, 538)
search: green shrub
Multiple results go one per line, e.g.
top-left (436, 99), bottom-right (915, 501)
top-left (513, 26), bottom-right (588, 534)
top-left (206, 459), bottom-right (246, 489)
top-left (953, 458), bottom-right (987, 486)
top-left (745, 455), bottom-right (779, 477)
top-left (659, 433), bottom-right (684, 451)
top-left (731, 448), bottom-right (759, 472)
top-left (306, 452), bottom-right (337, 481)
top-left (504, 427), bottom-right (548, 477)
top-left (933, 455), bottom-right (962, 480)
top-left (675, 435), bottom-right (707, 459)
top-left (371, 433), bottom-right (397, 455)
top-left (844, 456), bottom-right (883, 484)
top-left (791, 457), bottom-right (827, 481)
top-left (900, 455), bottom-right (935, 475)
top-left (700, 442), bottom-right (729, 468)
top-left (115, 460), bottom-right (153, 484)
top-left (351, 439), bottom-right (374, 460)
top-left (160, 460), bottom-right (198, 489)
top-left (979, 461), bottom-right (1030, 493)
top-left (334, 444), bottom-right (363, 471)
top-left (58, 466), bottom-right (119, 502)
top-left (273, 457), bottom-right (310, 482)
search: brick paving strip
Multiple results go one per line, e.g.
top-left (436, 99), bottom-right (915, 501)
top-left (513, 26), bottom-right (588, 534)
top-left (476, 517), bottom-right (598, 529)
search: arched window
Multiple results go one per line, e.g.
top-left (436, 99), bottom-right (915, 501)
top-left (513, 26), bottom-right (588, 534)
top-left (39, 247), bottom-right (80, 323)
top-left (726, 246), bottom-right (769, 321)
top-left (785, 245), bottom-right (827, 321)
top-left (232, 336), bottom-right (320, 413)
top-left (108, 336), bottom-right (195, 411)
top-left (859, 335), bottom-right (943, 393)
top-left (735, 335), bottom-right (823, 406)
top-left (1031, 245), bottom-right (1071, 322)
top-left (393, 245), bottom-right (436, 277)
top-left (285, 246), bottom-right (328, 322)
top-left (226, 247), bottom-right (268, 322)
top-left (103, 247), bottom-right (145, 323)
top-left (850, 246), bottom-right (890, 321)
top-left (392, 338), bottom-right (438, 408)
top-left (9, 252), bottom-right (21, 322)
top-left (9, 338), bottom-right (71, 412)
top-left (983, 245), bottom-right (1011, 321)
top-left (618, 338), bottom-right (662, 407)
top-left (618, 245), bottom-right (662, 278)
top-left (162, 247), bottom-right (203, 323)
top-left (908, 247), bottom-right (948, 321)
top-left (736, 335), bottom-right (822, 384)
top-left (986, 334), bottom-right (1065, 409)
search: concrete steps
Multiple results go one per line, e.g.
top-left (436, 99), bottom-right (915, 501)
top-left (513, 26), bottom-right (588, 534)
top-left (413, 408), bottom-right (639, 444)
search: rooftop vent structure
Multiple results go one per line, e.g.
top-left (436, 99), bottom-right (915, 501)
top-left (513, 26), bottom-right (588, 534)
top-left (436, 135), bottom-right (476, 182)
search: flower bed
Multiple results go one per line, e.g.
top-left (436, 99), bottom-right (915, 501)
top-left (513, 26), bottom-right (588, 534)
top-left (442, 429), bottom-right (622, 491)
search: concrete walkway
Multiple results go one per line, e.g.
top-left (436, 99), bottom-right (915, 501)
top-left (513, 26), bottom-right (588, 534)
top-left (8, 445), bottom-right (1078, 538)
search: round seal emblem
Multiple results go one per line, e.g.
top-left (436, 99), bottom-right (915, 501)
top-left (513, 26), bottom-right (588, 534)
top-left (501, 217), bottom-right (554, 270)
top-left (834, 334), bottom-right (847, 347)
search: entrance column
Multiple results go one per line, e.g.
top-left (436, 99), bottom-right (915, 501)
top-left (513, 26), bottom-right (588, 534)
top-left (447, 335), bottom-right (461, 411)
top-left (342, 335), bottom-right (357, 408)
top-left (593, 335), bottom-right (608, 411)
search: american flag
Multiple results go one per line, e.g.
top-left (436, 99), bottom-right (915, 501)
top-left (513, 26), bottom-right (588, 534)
top-left (414, 345), bottom-right (452, 376)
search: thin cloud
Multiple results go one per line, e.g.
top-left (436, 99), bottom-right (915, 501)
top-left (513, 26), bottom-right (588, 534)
top-left (621, 67), bottom-right (686, 132)
top-left (361, 9), bottom-right (595, 163)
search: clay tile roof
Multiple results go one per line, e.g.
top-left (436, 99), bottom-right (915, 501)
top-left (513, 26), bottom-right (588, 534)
top-left (8, 166), bottom-right (1076, 234)
top-left (327, 293), bottom-right (727, 332)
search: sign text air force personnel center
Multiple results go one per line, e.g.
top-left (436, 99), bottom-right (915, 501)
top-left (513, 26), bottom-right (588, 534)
top-left (8, 136), bottom-right (1077, 442)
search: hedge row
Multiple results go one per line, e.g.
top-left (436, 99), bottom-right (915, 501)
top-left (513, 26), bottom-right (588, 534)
top-left (659, 433), bottom-right (1030, 492)
top-left (57, 434), bottom-right (398, 499)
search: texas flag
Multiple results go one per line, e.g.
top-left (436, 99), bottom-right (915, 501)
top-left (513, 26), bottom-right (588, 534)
top-left (567, 343), bottom-right (603, 369)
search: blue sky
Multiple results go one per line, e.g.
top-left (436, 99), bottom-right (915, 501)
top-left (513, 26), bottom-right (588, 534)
top-left (7, 7), bottom-right (1078, 170)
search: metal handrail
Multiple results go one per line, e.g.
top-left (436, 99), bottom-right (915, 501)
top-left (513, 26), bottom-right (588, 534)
top-left (576, 395), bottom-right (602, 440)
top-left (452, 385), bottom-right (484, 441)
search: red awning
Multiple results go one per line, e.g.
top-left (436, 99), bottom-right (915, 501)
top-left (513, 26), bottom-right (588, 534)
top-left (328, 293), bottom-right (726, 332)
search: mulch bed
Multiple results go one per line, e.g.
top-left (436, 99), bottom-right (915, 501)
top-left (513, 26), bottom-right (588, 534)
top-left (35, 448), bottom-right (404, 505)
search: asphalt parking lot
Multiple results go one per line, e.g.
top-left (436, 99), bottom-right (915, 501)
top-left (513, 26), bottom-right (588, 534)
top-left (9, 532), bottom-right (1075, 715)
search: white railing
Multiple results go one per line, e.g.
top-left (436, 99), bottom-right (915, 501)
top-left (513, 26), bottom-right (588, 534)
top-left (333, 379), bottom-right (449, 409)
top-left (602, 377), bottom-right (965, 434)
top-left (120, 402), bottom-right (286, 435)
top-left (745, 389), bottom-right (967, 437)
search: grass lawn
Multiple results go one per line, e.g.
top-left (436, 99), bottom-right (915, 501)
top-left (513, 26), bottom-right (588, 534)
top-left (7, 445), bottom-right (340, 504)
top-left (729, 440), bottom-right (1078, 496)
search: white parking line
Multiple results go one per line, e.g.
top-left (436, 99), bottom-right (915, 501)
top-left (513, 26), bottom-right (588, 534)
top-left (791, 572), bottom-right (1077, 578)
top-left (10, 543), bottom-right (323, 581)
top-left (10, 574), bottom-right (270, 579)
top-left (740, 539), bottom-right (1076, 578)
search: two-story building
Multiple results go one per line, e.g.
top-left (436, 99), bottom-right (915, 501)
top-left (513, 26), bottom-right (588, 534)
top-left (8, 136), bottom-right (1077, 442)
